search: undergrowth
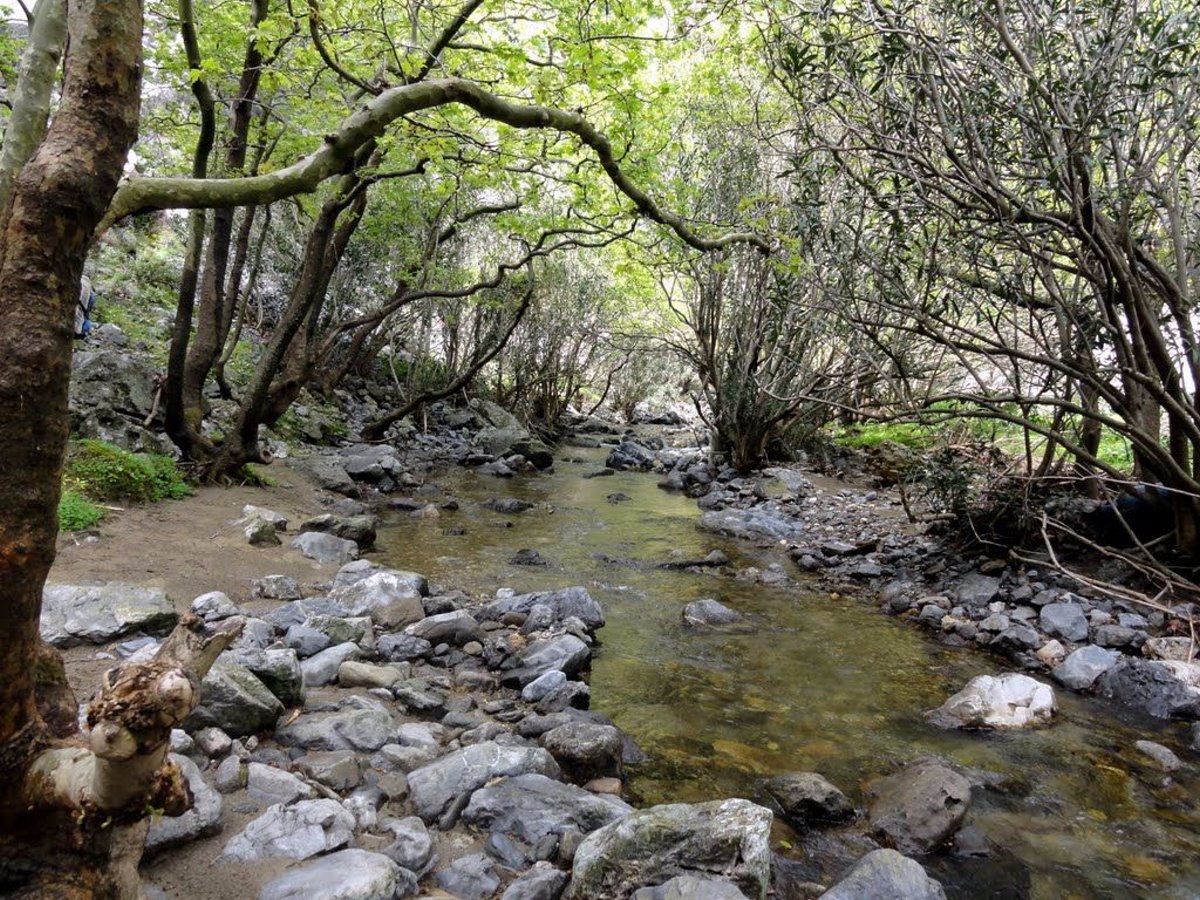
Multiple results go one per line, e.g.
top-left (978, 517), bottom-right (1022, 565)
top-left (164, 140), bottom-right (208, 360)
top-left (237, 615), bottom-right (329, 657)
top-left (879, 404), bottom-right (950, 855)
top-left (57, 440), bottom-right (191, 530)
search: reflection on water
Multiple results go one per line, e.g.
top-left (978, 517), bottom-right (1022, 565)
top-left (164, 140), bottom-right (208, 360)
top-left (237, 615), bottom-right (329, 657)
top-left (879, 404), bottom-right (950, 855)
top-left (377, 450), bottom-right (1200, 899)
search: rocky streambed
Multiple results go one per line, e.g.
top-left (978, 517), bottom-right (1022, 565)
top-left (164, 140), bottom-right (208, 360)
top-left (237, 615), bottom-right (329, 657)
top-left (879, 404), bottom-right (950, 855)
top-left (45, 436), bottom-right (1200, 900)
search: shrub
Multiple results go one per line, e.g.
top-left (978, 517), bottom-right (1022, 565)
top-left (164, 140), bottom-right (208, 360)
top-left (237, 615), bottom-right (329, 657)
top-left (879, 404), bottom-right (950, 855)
top-left (57, 489), bottom-right (105, 531)
top-left (63, 440), bottom-right (190, 502)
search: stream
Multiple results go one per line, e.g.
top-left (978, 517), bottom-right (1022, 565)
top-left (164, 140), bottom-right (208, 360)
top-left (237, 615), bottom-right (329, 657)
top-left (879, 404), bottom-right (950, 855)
top-left (375, 448), bottom-right (1200, 899)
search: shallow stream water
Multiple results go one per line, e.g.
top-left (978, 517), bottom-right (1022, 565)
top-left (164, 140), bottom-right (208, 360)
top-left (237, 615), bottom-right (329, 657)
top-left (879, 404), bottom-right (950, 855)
top-left (376, 449), bottom-right (1200, 899)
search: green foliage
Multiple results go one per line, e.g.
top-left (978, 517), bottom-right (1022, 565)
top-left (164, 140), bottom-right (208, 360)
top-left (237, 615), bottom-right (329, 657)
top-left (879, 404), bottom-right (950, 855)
top-left (834, 422), bottom-right (939, 451)
top-left (57, 490), bottom-right (105, 531)
top-left (63, 440), bottom-right (190, 503)
top-left (239, 463), bottom-right (277, 487)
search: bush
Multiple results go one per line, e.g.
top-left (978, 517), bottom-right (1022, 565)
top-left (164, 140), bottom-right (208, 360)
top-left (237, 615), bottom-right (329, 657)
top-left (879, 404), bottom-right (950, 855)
top-left (63, 440), bottom-right (190, 502)
top-left (57, 489), bottom-right (105, 531)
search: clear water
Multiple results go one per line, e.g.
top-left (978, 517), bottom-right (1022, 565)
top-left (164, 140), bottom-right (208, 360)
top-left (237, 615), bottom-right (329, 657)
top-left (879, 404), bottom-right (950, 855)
top-left (376, 449), bottom-right (1200, 899)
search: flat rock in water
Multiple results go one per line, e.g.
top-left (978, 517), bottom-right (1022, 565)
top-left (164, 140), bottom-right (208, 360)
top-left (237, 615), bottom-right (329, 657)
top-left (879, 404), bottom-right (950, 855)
top-left (867, 760), bottom-right (970, 854)
top-left (501, 634), bottom-right (592, 687)
top-left (258, 848), bottom-right (416, 900)
top-left (926, 673), bottom-right (1056, 729)
top-left (41, 583), bottom-right (177, 647)
top-left (145, 754), bottom-right (222, 852)
top-left (680, 598), bottom-right (742, 627)
top-left (407, 741), bottom-right (561, 823)
top-left (1097, 659), bottom-right (1200, 719)
top-left (564, 798), bottom-right (773, 900)
top-left (541, 722), bottom-right (625, 785)
top-left (697, 508), bottom-right (805, 543)
top-left (481, 586), bottom-right (605, 630)
top-left (765, 772), bottom-right (855, 827)
top-left (222, 799), bottom-right (355, 862)
top-left (463, 772), bottom-right (632, 843)
top-left (821, 849), bottom-right (947, 900)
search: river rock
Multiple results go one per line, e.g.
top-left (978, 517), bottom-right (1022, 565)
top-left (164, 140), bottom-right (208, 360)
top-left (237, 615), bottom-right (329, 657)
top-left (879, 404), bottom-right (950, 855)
top-left (379, 815), bottom-right (433, 873)
top-left (226, 647), bottom-right (305, 707)
top-left (258, 848), bottom-right (416, 900)
top-left (276, 707), bottom-right (395, 752)
top-left (378, 633), bottom-right (433, 662)
top-left (405, 610), bottom-right (486, 646)
top-left (680, 598), bottom-right (742, 627)
top-left (338, 660), bottom-right (404, 689)
top-left (926, 673), bottom-right (1056, 729)
top-left (300, 513), bottom-right (378, 549)
top-left (482, 586), bottom-right (605, 631)
top-left (187, 661), bottom-right (284, 737)
top-left (867, 759), bottom-right (970, 854)
top-left (1040, 602), bottom-right (1089, 643)
top-left (222, 799), bottom-right (355, 862)
top-left (244, 516), bottom-right (282, 547)
top-left (953, 574), bottom-right (1000, 610)
top-left (298, 455), bottom-right (357, 496)
top-left (1097, 659), bottom-right (1200, 719)
top-left (295, 750), bottom-right (364, 792)
top-left (564, 799), bottom-right (773, 900)
top-left (541, 723), bottom-right (624, 785)
top-left (606, 440), bottom-right (657, 471)
top-left (697, 508), bottom-right (805, 543)
top-left (821, 849), bottom-right (947, 900)
top-left (192, 590), bottom-right (240, 622)
top-left (501, 863), bottom-right (570, 900)
top-left (301, 642), bottom-right (363, 686)
top-left (1143, 637), bottom-right (1194, 661)
top-left (486, 497), bottom-right (535, 514)
top-left (41, 583), bottom-right (177, 647)
top-left (502, 634), bottom-right (592, 687)
top-left (285, 624), bottom-right (332, 658)
top-left (765, 772), bottom-right (855, 827)
top-left (145, 754), bottom-right (222, 852)
top-left (1052, 645), bottom-right (1122, 691)
top-left (247, 763), bottom-right (315, 805)
top-left (522, 670), bottom-right (568, 703)
top-left (407, 741), bottom-right (562, 822)
top-left (435, 853), bottom-right (500, 899)
top-left (256, 574), bottom-right (303, 600)
top-left (292, 532), bottom-right (359, 565)
top-left (331, 570), bottom-right (428, 627)
top-left (464, 773), bottom-right (632, 843)
top-left (631, 877), bottom-right (749, 900)
top-left (1134, 740), bottom-right (1182, 771)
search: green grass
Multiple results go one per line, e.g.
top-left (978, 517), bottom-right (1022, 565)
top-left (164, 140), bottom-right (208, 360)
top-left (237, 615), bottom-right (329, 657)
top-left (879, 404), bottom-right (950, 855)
top-left (57, 489), bottom-right (105, 531)
top-left (63, 439), bottom-right (190, 502)
top-left (833, 421), bottom-right (939, 450)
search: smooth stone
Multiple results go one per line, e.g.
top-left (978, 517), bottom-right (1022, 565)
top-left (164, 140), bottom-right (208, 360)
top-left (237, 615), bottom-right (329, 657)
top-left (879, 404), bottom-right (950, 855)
top-left (540, 723), bottom-right (624, 785)
top-left (258, 848), bottom-right (416, 900)
top-left (407, 741), bottom-right (562, 823)
top-left (680, 598), bottom-right (742, 627)
top-left (187, 662), bottom-right (284, 737)
top-left (276, 708), bottom-right (396, 752)
top-left (463, 773), bottom-right (632, 843)
top-left (301, 642), bottom-right (363, 686)
top-left (631, 876), bottom-right (749, 900)
top-left (1053, 645), bottom-right (1122, 691)
top-left (821, 849), bottom-right (947, 900)
top-left (1135, 739), bottom-right (1183, 772)
top-left (1040, 602), bottom-right (1089, 643)
top-left (221, 799), bottom-right (355, 862)
top-left (406, 610), bottom-right (486, 646)
top-left (145, 754), bottom-right (222, 852)
top-left (867, 760), bottom-right (970, 854)
top-left (926, 673), bottom-right (1056, 729)
top-left (765, 772), bottom-right (855, 827)
top-left (338, 660), bottom-right (404, 689)
top-left (292, 531), bottom-right (360, 565)
top-left (294, 750), bottom-right (363, 792)
top-left (40, 583), bottom-right (177, 647)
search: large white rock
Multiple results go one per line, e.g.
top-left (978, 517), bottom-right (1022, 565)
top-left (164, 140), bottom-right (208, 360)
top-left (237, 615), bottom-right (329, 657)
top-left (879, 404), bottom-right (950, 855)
top-left (258, 848), bottom-right (417, 900)
top-left (221, 799), bottom-right (354, 862)
top-left (926, 673), bottom-right (1056, 729)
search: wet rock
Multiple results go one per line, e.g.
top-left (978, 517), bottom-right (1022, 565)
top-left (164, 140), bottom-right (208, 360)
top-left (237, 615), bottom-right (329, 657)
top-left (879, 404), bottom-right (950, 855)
top-left (821, 849), bottom-right (947, 900)
top-left (486, 497), bottom-right (535, 514)
top-left (631, 877), bottom-right (749, 900)
top-left (697, 508), bottom-right (805, 543)
top-left (187, 661), bottom-right (284, 737)
top-left (292, 532), bottom-right (359, 565)
top-left (502, 634), bottom-right (592, 687)
top-left (501, 863), bottom-right (569, 900)
top-left (541, 723), bottom-right (624, 785)
top-left (1052, 645), bottom-right (1122, 691)
top-left (221, 799), bottom-right (355, 862)
top-left (378, 633), bottom-right (433, 662)
top-left (406, 610), bottom-right (486, 646)
top-left (1040, 602), bottom-right (1089, 643)
top-left (258, 848), bottom-right (416, 900)
top-left (226, 647), bottom-right (305, 707)
top-left (867, 760), bottom-right (970, 854)
top-left (512, 548), bottom-right (552, 567)
top-left (464, 773), bottom-right (632, 843)
top-left (276, 707), bottom-right (395, 752)
top-left (765, 772), bottom-right (855, 827)
top-left (482, 587), bottom-right (605, 631)
top-left (564, 799), bottom-right (773, 900)
top-left (301, 642), bottom-right (363, 686)
top-left (606, 440), bottom-right (657, 471)
top-left (926, 673), bottom-right (1056, 730)
top-left (145, 755), bottom-right (222, 852)
top-left (407, 740), bottom-right (561, 822)
top-left (681, 598), bottom-right (742, 627)
top-left (435, 853), bottom-right (500, 899)
top-left (1134, 740), bottom-right (1182, 772)
top-left (331, 570), bottom-right (428, 628)
top-left (990, 625), bottom-right (1041, 653)
top-left (41, 583), bottom-right (177, 647)
top-left (535, 681), bottom-right (590, 714)
top-left (1097, 659), bottom-right (1200, 719)
top-left (256, 574), bottom-right (302, 601)
top-left (300, 513), bottom-right (378, 549)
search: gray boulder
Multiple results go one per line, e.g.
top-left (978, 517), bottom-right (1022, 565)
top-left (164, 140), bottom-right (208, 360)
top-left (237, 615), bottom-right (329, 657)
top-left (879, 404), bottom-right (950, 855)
top-left (435, 853), bottom-right (500, 900)
top-left (502, 634), bottom-right (592, 687)
top-left (765, 772), bottom-right (854, 827)
top-left (681, 598), bottom-right (741, 627)
top-left (145, 754), bottom-right (222, 852)
top-left (381, 816), bottom-right (434, 873)
top-left (292, 532), bottom-right (359, 565)
top-left (297, 454), bottom-right (358, 496)
top-left (926, 673), bottom-right (1056, 729)
top-left (405, 610), bottom-right (486, 646)
top-left (541, 723), bottom-right (624, 785)
top-left (258, 848), bottom-right (416, 900)
top-left (221, 799), bottom-right (355, 862)
top-left (953, 574), bottom-right (1000, 610)
top-left (256, 574), bottom-right (302, 600)
top-left (1097, 658), bottom-right (1200, 719)
top-left (407, 741), bottom-right (561, 822)
top-left (482, 587), bottom-right (605, 631)
top-left (331, 570), bottom-right (428, 628)
top-left (226, 647), bottom-right (305, 707)
top-left (867, 760), bottom-right (970, 854)
top-left (246, 763), bottom-right (315, 805)
top-left (564, 799), bottom-right (773, 900)
top-left (697, 508), bottom-right (805, 543)
top-left (301, 642), bottom-right (363, 686)
top-left (463, 773), bottom-right (632, 843)
top-left (300, 513), bottom-right (378, 549)
top-left (277, 707), bottom-right (396, 752)
top-left (1040, 602), bottom-right (1089, 643)
top-left (69, 349), bottom-right (169, 452)
top-left (192, 590), bottom-right (240, 622)
top-left (1052, 645), bottom-right (1122, 692)
top-left (501, 863), bottom-right (569, 900)
top-left (605, 440), bottom-right (657, 471)
top-left (186, 661), bottom-right (284, 737)
top-left (41, 583), bottom-right (177, 647)
top-left (631, 877), bottom-right (749, 900)
top-left (821, 849), bottom-right (947, 900)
